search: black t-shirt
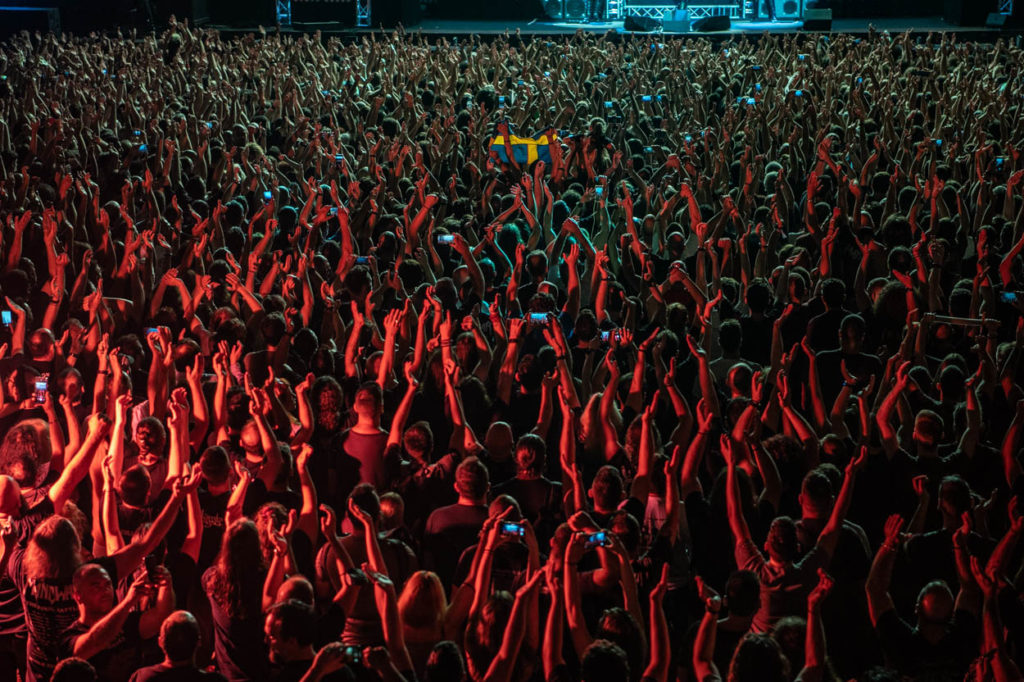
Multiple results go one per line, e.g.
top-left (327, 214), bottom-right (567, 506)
top-left (129, 663), bottom-right (228, 682)
top-left (202, 567), bottom-right (268, 682)
top-left (423, 503), bottom-right (489, 588)
top-left (875, 608), bottom-right (979, 682)
top-left (196, 486), bottom-right (230, 572)
top-left (492, 476), bottom-right (563, 543)
top-left (0, 496), bottom-right (53, 637)
top-left (9, 552), bottom-right (118, 682)
top-left (392, 448), bottom-right (459, 542)
top-left (61, 611), bottom-right (146, 682)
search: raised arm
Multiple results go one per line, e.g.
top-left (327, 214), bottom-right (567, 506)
top-left (865, 514), bottom-right (904, 626)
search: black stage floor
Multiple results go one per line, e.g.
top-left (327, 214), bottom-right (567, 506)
top-left (208, 16), bottom-right (1019, 40)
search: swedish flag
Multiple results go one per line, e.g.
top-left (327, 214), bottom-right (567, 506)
top-left (489, 129), bottom-right (558, 166)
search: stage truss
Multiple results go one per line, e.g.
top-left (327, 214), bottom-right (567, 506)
top-left (620, 1), bottom-right (744, 20)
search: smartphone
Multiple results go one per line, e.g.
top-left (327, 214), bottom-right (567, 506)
top-left (138, 144), bottom-right (148, 153)
top-left (517, 79), bottom-right (524, 86)
top-left (205, 121), bottom-right (213, 129)
top-left (746, 97), bottom-right (756, 106)
top-left (543, 71), bottom-right (551, 77)
top-left (33, 379), bottom-right (48, 404)
top-left (1001, 291), bottom-right (1018, 303)
top-left (498, 96), bottom-right (506, 108)
top-left (144, 326), bottom-right (158, 337)
top-left (584, 531), bottom-right (610, 549)
top-left (263, 190), bottom-right (273, 203)
top-left (132, 129), bottom-right (141, 137)
top-left (798, 54), bottom-right (807, 61)
top-left (355, 256), bottom-right (369, 265)
top-left (144, 554), bottom-right (159, 582)
top-left (755, 83), bottom-right (762, 92)
top-left (436, 234), bottom-right (455, 245)
top-left (500, 522), bottom-right (525, 537)
top-left (529, 312), bottom-right (548, 324)
top-left (794, 90), bottom-right (803, 97)
top-left (752, 65), bottom-right (762, 71)
top-left (684, 135), bottom-right (692, 143)
top-left (644, 146), bottom-right (653, 153)
top-left (343, 646), bottom-right (362, 664)
top-left (642, 95), bottom-right (652, 102)
top-left (997, 157), bottom-right (1007, 169)
top-left (1, 310), bottom-right (11, 326)
top-left (935, 139), bottom-right (943, 147)
top-left (856, 77), bottom-right (863, 84)
top-left (321, 89), bottom-right (330, 96)
top-left (600, 330), bottom-right (620, 343)
top-left (334, 154), bottom-right (344, 163)
top-left (595, 186), bottom-right (604, 196)
top-left (604, 101), bottom-right (614, 109)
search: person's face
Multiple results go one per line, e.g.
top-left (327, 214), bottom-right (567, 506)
top-left (240, 425), bottom-right (262, 458)
top-left (264, 613), bottom-right (290, 663)
top-left (76, 567), bottom-right (115, 615)
top-left (62, 374), bottom-right (83, 401)
top-left (135, 424), bottom-right (165, 463)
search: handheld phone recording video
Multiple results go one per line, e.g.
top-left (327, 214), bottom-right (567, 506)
top-left (584, 531), bottom-right (610, 549)
top-left (436, 234), bottom-right (455, 245)
top-left (601, 330), bottom-right (621, 343)
top-left (355, 256), bottom-right (370, 265)
top-left (344, 646), bottom-right (362, 665)
top-left (263, 191), bottom-right (273, 203)
top-left (1001, 291), bottom-right (1019, 304)
top-left (1, 310), bottom-right (11, 327)
top-left (138, 144), bottom-right (148, 153)
top-left (642, 95), bottom-right (652, 102)
top-left (529, 313), bottom-right (548, 324)
top-left (145, 554), bottom-right (159, 582)
top-left (501, 522), bottom-right (525, 537)
top-left (498, 96), bottom-right (506, 108)
top-left (34, 379), bottom-right (48, 404)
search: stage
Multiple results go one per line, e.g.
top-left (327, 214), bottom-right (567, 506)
top-left (207, 16), bottom-right (1017, 40)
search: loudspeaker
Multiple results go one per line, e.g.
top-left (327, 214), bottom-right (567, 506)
top-left (944, 0), bottom-right (995, 25)
top-left (624, 14), bottom-right (661, 30)
top-left (0, 6), bottom-right (60, 38)
top-left (692, 15), bottom-right (730, 31)
top-left (663, 8), bottom-right (690, 31)
top-left (802, 8), bottom-right (831, 29)
top-left (774, 0), bottom-right (803, 19)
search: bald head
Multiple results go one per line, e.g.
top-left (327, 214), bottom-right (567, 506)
top-left (160, 611), bottom-right (200, 663)
top-left (275, 576), bottom-right (314, 606)
top-left (917, 581), bottom-right (954, 625)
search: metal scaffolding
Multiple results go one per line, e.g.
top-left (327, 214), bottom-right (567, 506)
top-left (276, 0), bottom-right (292, 26)
top-left (356, 0), bottom-right (371, 26)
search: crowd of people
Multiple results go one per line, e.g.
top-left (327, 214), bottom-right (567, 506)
top-left (0, 18), bottom-right (1021, 682)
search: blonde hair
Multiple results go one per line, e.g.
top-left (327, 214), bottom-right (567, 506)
top-left (398, 570), bottom-right (447, 631)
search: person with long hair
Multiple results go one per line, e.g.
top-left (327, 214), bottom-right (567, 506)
top-left (201, 519), bottom-right (268, 681)
top-left (398, 570), bottom-right (449, 678)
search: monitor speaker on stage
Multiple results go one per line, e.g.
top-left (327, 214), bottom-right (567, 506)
top-left (692, 15), bottom-right (730, 30)
top-left (624, 14), bottom-right (661, 30)
top-left (773, 0), bottom-right (803, 19)
top-left (802, 8), bottom-right (831, 29)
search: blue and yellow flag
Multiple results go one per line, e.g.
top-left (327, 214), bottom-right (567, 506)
top-left (489, 129), bottom-right (558, 165)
